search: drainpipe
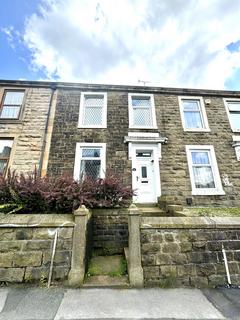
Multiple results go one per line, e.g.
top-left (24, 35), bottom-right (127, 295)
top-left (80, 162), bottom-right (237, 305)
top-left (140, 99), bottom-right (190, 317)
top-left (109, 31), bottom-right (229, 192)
top-left (38, 85), bottom-right (57, 176)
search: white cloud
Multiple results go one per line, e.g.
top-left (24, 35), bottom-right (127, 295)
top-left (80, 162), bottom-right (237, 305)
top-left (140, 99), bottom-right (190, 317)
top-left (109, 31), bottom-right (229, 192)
top-left (23, 0), bottom-right (240, 89)
top-left (1, 26), bottom-right (16, 50)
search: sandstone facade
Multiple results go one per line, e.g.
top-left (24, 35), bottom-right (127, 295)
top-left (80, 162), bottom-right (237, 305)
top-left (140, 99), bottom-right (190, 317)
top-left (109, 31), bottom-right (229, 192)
top-left (1, 80), bottom-right (239, 207)
top-left (47, 84), bottom-right (240, 207)
top-left (47, 89), bottom-right (132, 185)
top-left (0, 82), bottom-right (53, 173)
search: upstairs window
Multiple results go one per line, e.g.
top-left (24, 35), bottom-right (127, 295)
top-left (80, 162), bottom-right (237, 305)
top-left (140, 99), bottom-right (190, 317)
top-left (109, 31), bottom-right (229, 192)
top-left (74, 143), bottom-right (106, 181)
top-left (0, 139), bottom-right (13, 175)
top-left (224, 99), bottom-right (240, 132)
top-left (186, 145), bottom-right (224, 195)
top-left (78, 92), bottom-right (107, 128)
top-left (0, 90), bottom-right (24, 119)
top-left (128, 94), bottom-right (157, 128)
top-left (179, 97), bottom-right (210, 131)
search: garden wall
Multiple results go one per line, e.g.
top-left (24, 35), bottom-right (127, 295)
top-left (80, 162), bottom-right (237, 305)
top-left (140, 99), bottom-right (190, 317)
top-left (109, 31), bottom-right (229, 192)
top-left (141, 216), bottom-right (240, 287)
top-left (92, 208), bottom-right (128, 255)
top-left (0, 214), bottom-right (74, 283)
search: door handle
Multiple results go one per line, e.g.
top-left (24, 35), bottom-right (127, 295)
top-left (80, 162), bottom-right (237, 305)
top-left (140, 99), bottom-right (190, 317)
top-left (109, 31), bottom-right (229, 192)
top-left (136, 176), bottom-right (139, 181)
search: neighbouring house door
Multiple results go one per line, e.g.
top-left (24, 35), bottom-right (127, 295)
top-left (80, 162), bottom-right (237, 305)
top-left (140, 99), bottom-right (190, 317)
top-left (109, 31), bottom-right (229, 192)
top-left (132, 148), bottom-right (160, 203)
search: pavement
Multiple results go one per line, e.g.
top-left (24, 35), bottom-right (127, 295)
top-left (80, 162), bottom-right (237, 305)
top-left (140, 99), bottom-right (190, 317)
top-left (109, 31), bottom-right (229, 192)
top-left (0, 286), bottom-right (239, 320)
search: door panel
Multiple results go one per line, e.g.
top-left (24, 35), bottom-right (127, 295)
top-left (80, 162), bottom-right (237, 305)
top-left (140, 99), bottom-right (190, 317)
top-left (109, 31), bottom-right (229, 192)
top-left (134, 154), bottom-right (156, 203)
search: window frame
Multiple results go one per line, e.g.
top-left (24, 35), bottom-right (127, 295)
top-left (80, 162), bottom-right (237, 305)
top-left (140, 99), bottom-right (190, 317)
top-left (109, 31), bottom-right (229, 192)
top-left (0, 89), bottom-right (25, 120)
top-left (223, 98), bottom-right (240, 132)
top-left (179, 96), bottom-right (210, 132)
top-left (186, 145), bottom-right (224, 195)
top-left (78, 92), bottom-right (107, 128)
top-left (0, 138), bottom-right (14, 176)
top-left (128, 93), bottom-right (157, 129)
top-left (232, 135), bottom-right (240, 161)
top-left (73, 142), bottom-right (106, 181)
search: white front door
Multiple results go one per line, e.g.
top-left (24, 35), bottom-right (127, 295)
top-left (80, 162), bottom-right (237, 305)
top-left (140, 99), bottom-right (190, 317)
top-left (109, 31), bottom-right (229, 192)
top-left (132, 147), bottom-right (161, 203)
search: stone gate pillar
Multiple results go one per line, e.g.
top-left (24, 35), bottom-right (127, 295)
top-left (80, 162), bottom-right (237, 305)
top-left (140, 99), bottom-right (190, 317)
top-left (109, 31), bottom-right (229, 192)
top-left (128, 204), bottom-right (144, 287)
top-left (68, 205), bottom-right (90, 287)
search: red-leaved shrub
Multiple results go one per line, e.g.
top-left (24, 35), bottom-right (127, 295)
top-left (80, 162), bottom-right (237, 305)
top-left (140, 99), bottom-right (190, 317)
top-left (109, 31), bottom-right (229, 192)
top-left (0, 174), bottom-right (12, 204)
top-left (44, 174), bottom-right (81, 213)
top-left (0, 170), bottom-right (134, 213)
top-left (81, 173), bottom-right (134, 208)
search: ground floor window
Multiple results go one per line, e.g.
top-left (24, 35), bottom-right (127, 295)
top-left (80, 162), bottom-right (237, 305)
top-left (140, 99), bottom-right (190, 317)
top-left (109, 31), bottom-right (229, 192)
top-left (73, 143), bottom-right (106, 180)
top-left (0, 139), bottom-right (13, 175)
top-left (186, 145), bottom-right (224, 195)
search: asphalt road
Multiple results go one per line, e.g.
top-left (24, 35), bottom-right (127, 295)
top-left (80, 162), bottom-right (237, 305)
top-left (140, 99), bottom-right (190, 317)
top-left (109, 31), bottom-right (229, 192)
top-left (0, 286), bottom-right (239, 320)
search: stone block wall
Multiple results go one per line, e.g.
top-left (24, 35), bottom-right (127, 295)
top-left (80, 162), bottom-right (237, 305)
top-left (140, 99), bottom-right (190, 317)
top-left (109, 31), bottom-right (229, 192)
top-left (141, 217), bottom-right (240, 287)
top-left (0, 214), bottom-right (74, 283)
top-left (0, 86), bottom-right (52, 173)
top-left (92, 209), bottom-right (128, 255)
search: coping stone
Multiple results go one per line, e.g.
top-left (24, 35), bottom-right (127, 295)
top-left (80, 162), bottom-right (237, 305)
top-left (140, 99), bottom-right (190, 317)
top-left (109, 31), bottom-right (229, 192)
top-left (0, 214), bottom-right (75, 228)
top-left (141, 216), bottom-right (240, 229)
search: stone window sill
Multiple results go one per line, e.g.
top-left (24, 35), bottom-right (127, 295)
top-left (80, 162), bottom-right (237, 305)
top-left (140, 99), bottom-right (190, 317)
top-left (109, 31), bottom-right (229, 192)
top-left (192, 190), bottom-right (225, 196)
top-left (183, 129), bottom-right (211, 132)
top-left (77, 126), bottom-right (107, 129)
top-left (0, 119), bottom-right (22, 124)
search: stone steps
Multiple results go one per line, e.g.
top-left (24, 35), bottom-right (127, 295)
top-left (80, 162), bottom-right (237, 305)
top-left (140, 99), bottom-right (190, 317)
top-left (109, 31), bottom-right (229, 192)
top-left (137, 205), bottom-right (166, 217)
top-left (83, 275), bottom-right (129, 288)
top-left (83, 254), bottom-right (129, 288)
top-left (136, 203), bottom-right (158, 207)
top-left (137, 204), bottom-right (185, 217)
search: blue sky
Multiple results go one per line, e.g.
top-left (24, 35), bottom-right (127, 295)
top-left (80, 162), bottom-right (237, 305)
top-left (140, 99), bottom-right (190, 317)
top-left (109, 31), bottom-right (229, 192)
top-left (0, 0), bottom-right (240, 90)
top-left (225, 40), bottom-right (240, 90)
top-left (0, 0), bottom-right (43, 80)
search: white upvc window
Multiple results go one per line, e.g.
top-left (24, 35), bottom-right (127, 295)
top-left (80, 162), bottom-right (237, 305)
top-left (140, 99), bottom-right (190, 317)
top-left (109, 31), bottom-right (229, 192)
top-left (128, 93), bottom-right (157, 128)
top-left (74, 143), bottom-right (106, 181)
top-left (232, 136), bottom-right (240, 161)
top-left (78, 92), bottom-right (107, 128)
top-left (179, 96), bottom-right (210, 131)
top-left (186, 145), bottom-right (224, 195)
top-left (235, 145), bottom-right (240, 161)
top-left (224, 98), bottom-right (240, 132)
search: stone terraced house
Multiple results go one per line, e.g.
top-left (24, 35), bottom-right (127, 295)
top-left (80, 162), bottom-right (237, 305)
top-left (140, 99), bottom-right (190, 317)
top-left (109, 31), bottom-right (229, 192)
top-left (1, 80), bottom-right (240, 208)
top-left (0, 80), bottom-right (57, 176)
